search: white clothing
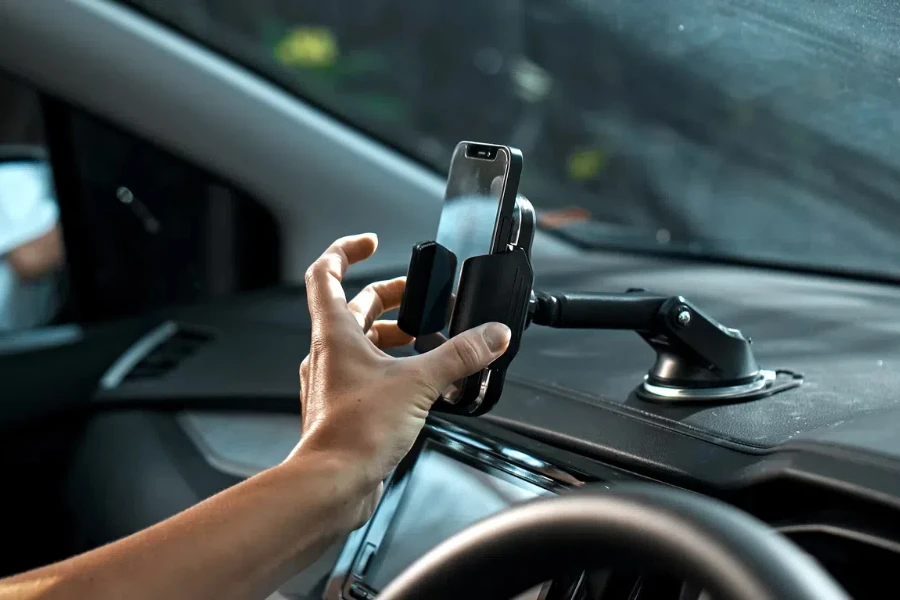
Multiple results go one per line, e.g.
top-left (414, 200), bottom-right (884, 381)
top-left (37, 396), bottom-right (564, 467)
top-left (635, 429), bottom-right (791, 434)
top-left (0, 161), bottom-right (60, 330)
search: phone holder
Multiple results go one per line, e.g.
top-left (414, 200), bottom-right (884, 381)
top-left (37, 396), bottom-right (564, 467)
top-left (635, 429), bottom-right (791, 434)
top-left (443, 248), bottom-right (534, 415)
top-left (399, 246), bottom-right (533, 416)
top-left (399, 197), bottom-right (801, 415)
top-left (398, 197), bottom-right (536, 416)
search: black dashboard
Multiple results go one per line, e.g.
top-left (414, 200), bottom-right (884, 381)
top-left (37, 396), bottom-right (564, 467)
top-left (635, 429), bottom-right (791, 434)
top-left (9, 249), bottom-right (900, 598)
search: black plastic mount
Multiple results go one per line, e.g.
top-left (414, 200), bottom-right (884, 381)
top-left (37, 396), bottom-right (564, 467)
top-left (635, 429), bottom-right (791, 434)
top-left (400, 245), bottom-right (534, 416)
top-left (397, 241), bottom-right (457, 338)
top-left (447, 248), bottom-right (534, 415)
top-left (531, 289), bottom-right (801, 403)
top-left (398, 196), bottom-right (537, 416)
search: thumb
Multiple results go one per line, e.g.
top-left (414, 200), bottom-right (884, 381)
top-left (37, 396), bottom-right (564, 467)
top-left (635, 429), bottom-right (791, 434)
top-left (413, 323), bottom-right (511, 394)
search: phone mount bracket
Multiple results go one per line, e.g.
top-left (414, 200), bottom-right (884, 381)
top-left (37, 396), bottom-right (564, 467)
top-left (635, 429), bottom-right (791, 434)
top-left (529, 290), bottom-right (802, 403)
top-left (398, 196), bottom-right (536, 416)
top-left (439, 247), bottom-right (534, 415)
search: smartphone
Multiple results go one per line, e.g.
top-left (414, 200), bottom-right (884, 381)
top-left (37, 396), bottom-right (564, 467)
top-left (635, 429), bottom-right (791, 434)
top-left (414, 141), bottom-right (523, 406)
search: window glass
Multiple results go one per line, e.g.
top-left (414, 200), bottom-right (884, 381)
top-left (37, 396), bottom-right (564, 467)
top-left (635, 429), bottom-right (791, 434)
top-left (0, 70), bottom-right (280, 332)
top-left (45, 103), bottom-right (281, 324)
top-left (124, 0), bottom-right (900, 278)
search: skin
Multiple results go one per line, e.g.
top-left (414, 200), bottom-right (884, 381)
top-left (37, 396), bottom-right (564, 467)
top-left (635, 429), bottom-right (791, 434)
top-left (7, 224), bottom-right (65, 281)
top-left (0, 233), bottom-right (511, 600)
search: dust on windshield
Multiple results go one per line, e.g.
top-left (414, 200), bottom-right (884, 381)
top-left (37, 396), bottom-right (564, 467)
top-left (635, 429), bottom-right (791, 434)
top-left (127, 0), bottom-right (900, 277)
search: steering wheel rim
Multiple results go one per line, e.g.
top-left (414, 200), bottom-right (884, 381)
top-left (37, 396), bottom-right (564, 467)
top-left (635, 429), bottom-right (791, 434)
top-left (376, 483), bottom-right (849, 600)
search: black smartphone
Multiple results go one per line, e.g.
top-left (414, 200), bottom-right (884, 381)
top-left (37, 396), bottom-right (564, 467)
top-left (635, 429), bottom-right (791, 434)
top-left (413, 141), bottom-right (523, 407)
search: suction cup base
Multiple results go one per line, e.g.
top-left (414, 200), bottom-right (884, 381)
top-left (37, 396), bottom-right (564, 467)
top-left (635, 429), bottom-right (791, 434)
top-left (638, 370), bottom-right (790, 404)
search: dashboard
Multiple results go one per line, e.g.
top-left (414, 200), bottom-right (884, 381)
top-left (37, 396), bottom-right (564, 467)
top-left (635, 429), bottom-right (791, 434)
top-left (10, 249), bottom-right (900, 599)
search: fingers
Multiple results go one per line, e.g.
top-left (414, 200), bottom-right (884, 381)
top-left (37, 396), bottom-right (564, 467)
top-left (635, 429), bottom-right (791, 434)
top-left (348, 277), bottom-right (407, 331)
top-left (305, 234), bottom-right (378, 324)
top-left (414, 331), bottom-right (447, 353)
top-left (367, 321), bottom-right (415, 349)
top-left (405, 323), bottom-right (511, 395)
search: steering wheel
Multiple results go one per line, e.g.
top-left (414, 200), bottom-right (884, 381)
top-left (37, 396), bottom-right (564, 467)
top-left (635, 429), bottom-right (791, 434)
top-left (377, 483), bottom-right (849, 600)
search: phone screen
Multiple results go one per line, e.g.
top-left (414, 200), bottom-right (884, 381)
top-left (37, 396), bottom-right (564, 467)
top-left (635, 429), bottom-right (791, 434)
top-left (414, 144), bottom-right (511, 354)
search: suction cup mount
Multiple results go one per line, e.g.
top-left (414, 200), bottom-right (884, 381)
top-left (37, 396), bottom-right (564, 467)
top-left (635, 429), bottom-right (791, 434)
top-left (400, 191), bottom-right (799, 408)
top-left (529, 289), bottom-right (801, 403)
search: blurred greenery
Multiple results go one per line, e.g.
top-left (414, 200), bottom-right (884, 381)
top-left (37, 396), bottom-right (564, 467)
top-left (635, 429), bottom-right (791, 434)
top-left (567, 148), bottom-right (608, 181)
top-left (263, 22), bottom-right (410, 127)
top-left (119, 0), bottom-right (900, 278)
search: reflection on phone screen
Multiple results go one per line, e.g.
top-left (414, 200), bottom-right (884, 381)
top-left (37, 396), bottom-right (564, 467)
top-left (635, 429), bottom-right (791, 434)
top-left (414, 148), bottom-right (509, 357)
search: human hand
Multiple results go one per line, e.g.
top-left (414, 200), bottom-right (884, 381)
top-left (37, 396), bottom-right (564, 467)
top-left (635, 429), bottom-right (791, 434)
top-left (289, 234), bottom-right (511, 525)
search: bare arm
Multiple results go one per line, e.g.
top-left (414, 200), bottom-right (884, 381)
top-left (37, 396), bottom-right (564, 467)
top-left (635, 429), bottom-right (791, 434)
top-left (0, 234), bottom-right (509, 600)
top-left (7, 224), bottom-right (64, 281)
top-left (0, 453), bottom-right (369, 600)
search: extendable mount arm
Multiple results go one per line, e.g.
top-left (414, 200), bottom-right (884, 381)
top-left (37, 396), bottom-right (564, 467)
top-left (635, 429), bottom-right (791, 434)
top-left (530, 289), bottom-right (778, 401)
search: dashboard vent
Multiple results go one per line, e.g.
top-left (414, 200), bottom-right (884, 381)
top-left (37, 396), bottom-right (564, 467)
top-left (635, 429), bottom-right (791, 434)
top-left (124, 327), bottom-right (213, 382)
top-left (99, 321), bottom-right (215, 389)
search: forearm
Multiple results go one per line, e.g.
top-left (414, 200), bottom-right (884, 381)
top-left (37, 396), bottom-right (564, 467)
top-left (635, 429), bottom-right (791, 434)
top-left (0, 452), bottom-right (369, 600)
top-left (7, 225), bottom-right (64, 281)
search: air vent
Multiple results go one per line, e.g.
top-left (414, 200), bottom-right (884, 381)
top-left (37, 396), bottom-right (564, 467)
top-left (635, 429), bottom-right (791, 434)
top-left (99, 321), bottom-right (215, 390)
top-left (587, 571), bottom-right (694, 599)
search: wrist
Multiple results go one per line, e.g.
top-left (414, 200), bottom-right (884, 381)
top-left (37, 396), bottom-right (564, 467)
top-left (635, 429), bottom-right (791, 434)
top-left (278, 446), bottom-right (378, 532)
top-left (289, 430), bottom-right (385, 490)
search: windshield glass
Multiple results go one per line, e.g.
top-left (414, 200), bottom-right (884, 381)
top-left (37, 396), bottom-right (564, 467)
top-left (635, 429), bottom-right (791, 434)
top-left (124, 0), bottom-right (900, 278)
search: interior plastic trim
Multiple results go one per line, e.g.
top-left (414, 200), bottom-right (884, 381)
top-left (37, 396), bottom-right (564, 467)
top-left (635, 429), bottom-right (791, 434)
top-left (99, 321), bottom-right (178, 390)
top-left (176, 411), bottom-right (301, 478)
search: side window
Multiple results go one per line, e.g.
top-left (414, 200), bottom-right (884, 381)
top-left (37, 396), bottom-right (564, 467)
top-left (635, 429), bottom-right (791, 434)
top-left (0, 73), bottom-right (66, 332)
top-left (0, 70), bottom-right (280, 332)
top-left (43, 99), bottom-right (281, 325)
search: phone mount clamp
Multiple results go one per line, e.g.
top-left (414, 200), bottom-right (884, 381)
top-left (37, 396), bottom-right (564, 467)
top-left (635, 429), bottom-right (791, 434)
top-left (528, 290), bottom-right (801, 403)
top-left (398, 196), bottom-right (538, 417)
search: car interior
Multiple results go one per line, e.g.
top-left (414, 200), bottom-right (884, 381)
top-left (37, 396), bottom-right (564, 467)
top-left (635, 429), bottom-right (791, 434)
top-left (2, 1), bottom-right (900, 598)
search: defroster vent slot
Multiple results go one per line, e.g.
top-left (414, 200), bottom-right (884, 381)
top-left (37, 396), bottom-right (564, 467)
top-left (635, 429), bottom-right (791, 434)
top-left (99, 321), bottom-right (215, 390)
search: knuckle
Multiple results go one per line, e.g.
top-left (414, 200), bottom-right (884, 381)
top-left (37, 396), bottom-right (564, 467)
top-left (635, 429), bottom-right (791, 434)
top-left (330, 246), bottom-right (350, 272)
top-left (349, 286), bottom-right (376, 312)
top-left (363, 283), bottom-right (382, 303)
top-left (309, 334), bottom-right (330, 357)
top-left (304, 264), bottom-right (319, 286)
top-left (452, 335), bottom-right (483, 374)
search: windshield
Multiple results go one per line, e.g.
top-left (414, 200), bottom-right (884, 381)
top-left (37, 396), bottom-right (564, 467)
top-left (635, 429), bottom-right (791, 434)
top-left (124, 0), bottom-right (900, 278)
